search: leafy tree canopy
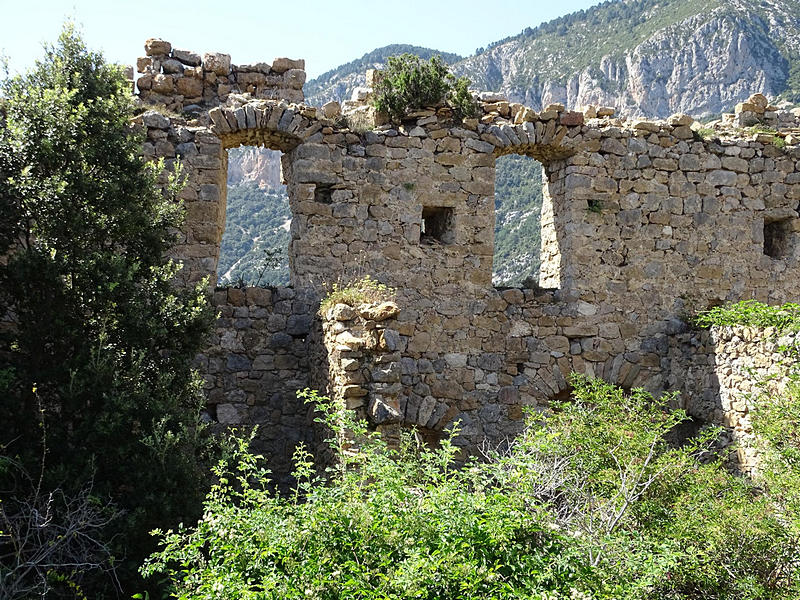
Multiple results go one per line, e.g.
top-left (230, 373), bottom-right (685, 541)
top-left (0, 24), bottom-right (215, 597)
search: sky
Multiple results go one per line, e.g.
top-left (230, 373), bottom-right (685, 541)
top-left (2, 0), bottom-right (604, 80)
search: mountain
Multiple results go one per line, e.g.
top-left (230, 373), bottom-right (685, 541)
top-left (219, 148), bottom-right (290, 286)
top-left (305, 0), bottom-right (800, 118)
top-left (227, 146), bottom-right (283, 189)
top-left (220, 0), bottom-right (800, 287)
top-left (454, 0), bottom-right (800, 118)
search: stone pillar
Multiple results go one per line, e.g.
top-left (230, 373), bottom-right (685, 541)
top-left (320, 300), bottom-right (405, 443)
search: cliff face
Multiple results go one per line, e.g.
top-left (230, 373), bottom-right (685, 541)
top-left (454, 0), bottom-right (800, 118)
top-left (227, 146), bottom-right (283, 189)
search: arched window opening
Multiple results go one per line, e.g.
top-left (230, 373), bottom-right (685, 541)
top-left (217, 146), bottom-right (290, 286)
top-left (493, 154), bottom-right (545, 286)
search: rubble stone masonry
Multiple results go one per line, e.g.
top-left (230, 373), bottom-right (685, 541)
top-left (135, 39), bottom-right (800, 479)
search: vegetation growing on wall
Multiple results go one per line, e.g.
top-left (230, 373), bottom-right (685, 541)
top-left (318, 275), bottom-right (396, 316)
top-left (694, 299), bottom-right (800, 331)
top-left (305, 44), bottom-right (462, 105)
top-left (372, 54), bottom-right (479, 122)
top-left (143, 379), bottom-right (800, 599)
top-left (696, 300), bottom-right (800, 540)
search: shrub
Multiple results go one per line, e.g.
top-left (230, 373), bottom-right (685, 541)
top-left (694, 299), bottom-right (800, 331)
top-left (752, 374), bottom-right (800, 534)
top-left (694, 127), bottom-right (715, 140)
top-left (0, 445), bottom-right (119, 599)
top-left (318, 275), bottom-right (395, 316)
top-left (142, 379), bottom-right (800, 599)
top-left (372, 54), bottom-right (479, 122)
top-left (513, 376), bottom-right (798, 599)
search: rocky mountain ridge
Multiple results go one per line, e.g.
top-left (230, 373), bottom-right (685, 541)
top-left (302, 0), bottom-right (800, 119)
top-left (454, 0), bottom-right (800, 118)
top-left (227, 146), bottom-right (283, 188)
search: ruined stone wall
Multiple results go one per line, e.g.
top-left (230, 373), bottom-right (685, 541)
top-left (136, 38), bottom-right (304, 113)
top-left (668, 325), bottom-right (799, 473)
top-left (133, 39), bottom-right (800, 474)
top-left (199, 286), bottom-right (318, 480)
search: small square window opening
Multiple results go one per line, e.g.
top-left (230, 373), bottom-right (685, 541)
top-left (421, 206), bottom-right (455, 244)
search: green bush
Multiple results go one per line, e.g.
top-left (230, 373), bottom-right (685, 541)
top-left (318, 275), bottom-right (395, 316)
top-left (694, 299), bottom-right (800, 331)
top-left (752, 374), bottom-right (800, 534)
top-left (372, 54), bottom-right (479, 122)
top-left (0, 25), bottom-right (216, 596)
top-left (143, 379), bottom-right (800, 599)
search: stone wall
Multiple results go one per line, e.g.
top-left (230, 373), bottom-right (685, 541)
top-left (136, 38), bottom-right (304, 113)
top-left (668, 325), bottom-right (798, 473)
top-left (320, 300), bottom-right (404, 441)
top-left (133, 39), bottom-right (800, 475)
top-left (199, 286), bottom-right (318, 480)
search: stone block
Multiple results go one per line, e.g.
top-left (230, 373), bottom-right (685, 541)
top-left (216, 403), bottom-right (247, 424)
top-left (145, 38), bottom-right (171, 56)
top-left (142, 110), bottom-right (170, 129)
top-left (177, 76), bottom-right (203, 98)
top-left (151, 74), bottom-right (174, 94)
top-left (272, 57), bottom-right (305, 73)
top-left (162, 59), bottom-right (184, 74)
top-left (203, 52), bottom-right (231, 76)
top-left (173, 48), bottom-right (201, 66)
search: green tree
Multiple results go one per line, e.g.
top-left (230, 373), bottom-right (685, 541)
top-left (0, 25), bottom-right (215, 596)
top-left (372, 54), bottom-right (479, 122)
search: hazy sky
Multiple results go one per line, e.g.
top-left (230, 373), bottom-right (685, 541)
top-left (2, 0), bottom-right (604, 79)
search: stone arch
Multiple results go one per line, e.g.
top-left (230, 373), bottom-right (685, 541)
top-left (208, 101), bottom-right (320, 152)
top-left (485, 121), bottom-right (577, 162)
top-left (204, 100), bottom-right (326, 283)
top-left (488, 121), bottom-right (578, 290)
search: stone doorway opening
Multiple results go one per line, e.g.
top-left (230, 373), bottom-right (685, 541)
top-left (217, 146), bottom-right (290, 286)
top-left (492, 154), bottom-right (546, 286)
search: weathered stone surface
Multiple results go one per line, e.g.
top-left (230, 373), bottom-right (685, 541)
top-left (161, 59), bottom-right (184, 74)
top-left (141, 110), bottom-right (170, 129)
top-left (272, 57), bottom-right (305, 73)
top-left (203, 52), bottom-right (231, 76)
top-left (322, 101), bottom-right (341, 119)
top-left (145, 38), bottom-right (171, 56)
top-left (328, 303), bottom-right (356, 321)
top-left (176, 77), bottom-right (203, 97)
top-left (357, 301), bottom-right (400, 322)
top-left (173, 48), bottom-right (201, 66)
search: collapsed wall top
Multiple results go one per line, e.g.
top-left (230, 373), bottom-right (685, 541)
top-left (135, 38), bottom-right (306, 113)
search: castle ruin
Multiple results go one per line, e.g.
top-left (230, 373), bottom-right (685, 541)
top-left (135, 39), bottom-right (800, 479)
